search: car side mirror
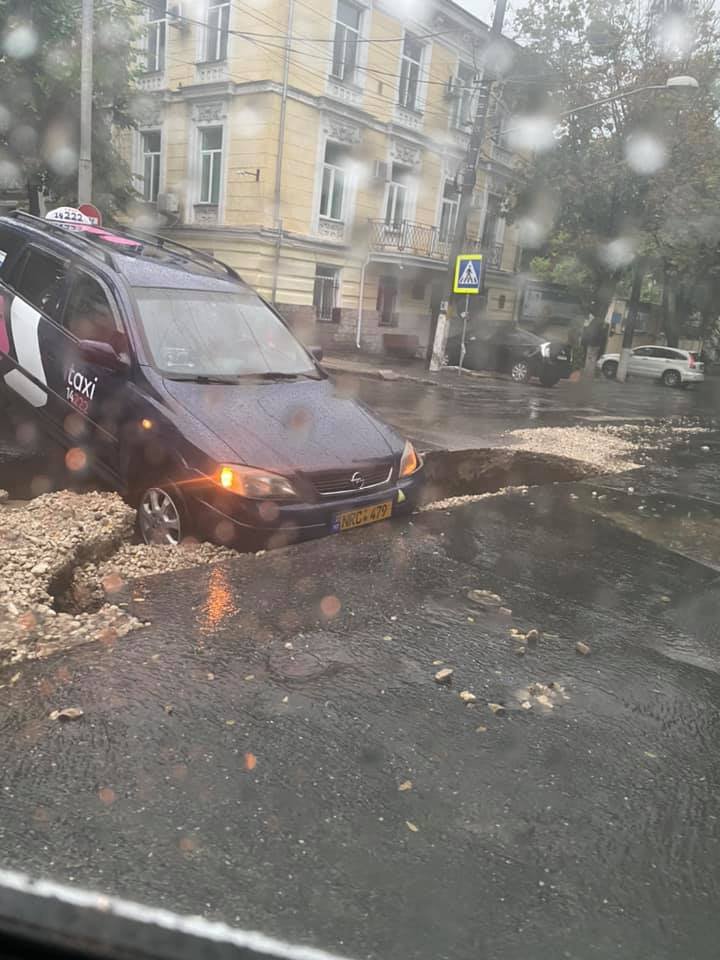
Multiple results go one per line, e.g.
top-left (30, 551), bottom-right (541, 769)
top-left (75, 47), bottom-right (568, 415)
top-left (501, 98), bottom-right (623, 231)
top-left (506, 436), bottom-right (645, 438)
top-left (309, 345), bottom-right (324, 362)
top-left (77, 339), bottom-right (129, 373)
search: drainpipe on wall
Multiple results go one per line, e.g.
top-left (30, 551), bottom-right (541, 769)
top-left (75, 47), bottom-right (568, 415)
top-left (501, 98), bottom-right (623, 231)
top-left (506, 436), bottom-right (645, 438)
top-left (356, 255), bottom-right (371, 349)
top-left (270, 0), bottom-right (294, 306)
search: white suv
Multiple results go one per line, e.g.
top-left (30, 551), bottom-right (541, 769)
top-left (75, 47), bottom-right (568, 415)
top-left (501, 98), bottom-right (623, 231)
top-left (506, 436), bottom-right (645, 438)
top-left (597, 346), bottom-right (705, 387)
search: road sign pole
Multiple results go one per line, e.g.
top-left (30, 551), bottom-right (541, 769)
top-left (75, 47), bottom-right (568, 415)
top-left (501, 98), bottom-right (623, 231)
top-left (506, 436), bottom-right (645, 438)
top-left (459, 294), bottom-right (469, 376)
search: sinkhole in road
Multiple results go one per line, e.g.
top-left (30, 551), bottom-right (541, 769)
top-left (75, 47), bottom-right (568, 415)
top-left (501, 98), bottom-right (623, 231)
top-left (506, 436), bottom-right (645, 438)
top-left (45, 447), bottom-right (598, 617)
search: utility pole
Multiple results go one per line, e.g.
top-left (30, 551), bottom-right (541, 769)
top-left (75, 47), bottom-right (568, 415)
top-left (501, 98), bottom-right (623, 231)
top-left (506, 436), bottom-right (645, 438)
top-left (427, 0), bottom-right (507, 369)
top-left (78, 0), bottom-right (93, 205)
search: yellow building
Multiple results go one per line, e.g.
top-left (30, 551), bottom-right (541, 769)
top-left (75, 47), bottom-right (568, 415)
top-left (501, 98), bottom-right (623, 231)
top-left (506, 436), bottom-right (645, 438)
top-left (127, 0), bottom-right (529, 356)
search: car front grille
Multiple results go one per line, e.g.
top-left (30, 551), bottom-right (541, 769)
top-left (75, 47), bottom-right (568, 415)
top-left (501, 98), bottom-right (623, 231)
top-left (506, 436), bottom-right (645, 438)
top-left (309, 463), bottom-right (394, 497)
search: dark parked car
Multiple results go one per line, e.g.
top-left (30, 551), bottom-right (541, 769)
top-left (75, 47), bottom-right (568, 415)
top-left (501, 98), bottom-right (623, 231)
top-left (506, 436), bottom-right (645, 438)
top-left (0, 211), bottom-right (423, 547)
top-left (446, 324), bottom-right (572, 387)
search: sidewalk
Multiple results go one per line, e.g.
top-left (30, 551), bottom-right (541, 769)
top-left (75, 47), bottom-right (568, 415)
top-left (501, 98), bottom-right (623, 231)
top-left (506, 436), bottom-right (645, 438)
top-left (321, 346), bottom-right (502, 387)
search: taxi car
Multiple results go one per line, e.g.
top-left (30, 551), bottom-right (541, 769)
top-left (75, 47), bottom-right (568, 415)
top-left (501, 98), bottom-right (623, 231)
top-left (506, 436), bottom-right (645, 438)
top-left (0, 211), bottom-right (423, 546)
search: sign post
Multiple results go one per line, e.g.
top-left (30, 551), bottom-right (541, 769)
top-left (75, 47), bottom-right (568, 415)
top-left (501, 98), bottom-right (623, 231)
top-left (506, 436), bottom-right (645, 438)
top-left (448, 253), bottom-right (483, 376)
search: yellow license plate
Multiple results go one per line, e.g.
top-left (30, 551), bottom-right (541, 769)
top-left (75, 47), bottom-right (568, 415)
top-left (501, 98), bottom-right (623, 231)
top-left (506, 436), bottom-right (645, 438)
top-left (337, 500), bottom-right (393, 532)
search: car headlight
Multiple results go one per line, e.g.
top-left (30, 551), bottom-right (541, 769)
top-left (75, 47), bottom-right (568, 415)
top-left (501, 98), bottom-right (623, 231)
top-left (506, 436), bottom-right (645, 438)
top-left (540, 341), bottom-right (551, 358)
top-left (215, 464), bottom-right (297, 499)
top-left (399, 440), bottom-right (421, 478)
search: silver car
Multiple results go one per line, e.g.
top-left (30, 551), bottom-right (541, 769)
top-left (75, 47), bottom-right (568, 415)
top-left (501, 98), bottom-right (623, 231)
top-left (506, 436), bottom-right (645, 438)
top-left (597, 345), bottom-right (705, 387)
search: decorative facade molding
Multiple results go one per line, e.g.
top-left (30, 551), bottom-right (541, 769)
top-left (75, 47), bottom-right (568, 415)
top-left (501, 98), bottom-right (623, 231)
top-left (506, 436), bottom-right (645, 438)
top-left (393, 105), bottom-right (424, 133)
top-left (137, 73), bottom-right (165, 93)
top-left (318, 218), bottom-right (345, 242)
top-left (193, 204), bottom-right (219, 225)
top-left (325, 78), bottom-right (364, 109)
top-left (191, 100), bottom-right (228, 123)
top-left (196, 62), bottom-right (230, 85)
top-left (390, 139), bottom-right (422, 167)
top-left (322, 114), bottom-right (362, 145)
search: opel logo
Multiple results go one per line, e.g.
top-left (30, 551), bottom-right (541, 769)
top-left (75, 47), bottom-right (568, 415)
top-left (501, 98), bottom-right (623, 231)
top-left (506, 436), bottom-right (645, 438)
top-left (351, 471), bottom-right (365, 489)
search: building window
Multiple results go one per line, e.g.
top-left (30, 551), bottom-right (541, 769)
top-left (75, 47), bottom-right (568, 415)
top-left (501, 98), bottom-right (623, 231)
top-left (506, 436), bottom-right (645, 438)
top-left (377, 275), bottom-right (398, 326)
top-left (384, 164), bottom-right (409, 227)
top-left (398, 33), bottom-right (422, 111)
top-left (205, 0), bottom-right (230, 62)
top-left (145, 0), bottom-right (166, 73)
top-left (320, 142), bottom-right (349, 221)
top-left (141, 131), bottom-right (161, 202)
top-left (452, 63), bottom-right (476, 129)
top-left (331, 0), bottom-right (361, 84)
top-left (199, 126), bottom-right (223, 204)
top-left (313, 266), bottom-right (339, 322)
top-left (482, 194), bottom-right (502, 247)
top-left (438, 180), bottom-right (459, 242)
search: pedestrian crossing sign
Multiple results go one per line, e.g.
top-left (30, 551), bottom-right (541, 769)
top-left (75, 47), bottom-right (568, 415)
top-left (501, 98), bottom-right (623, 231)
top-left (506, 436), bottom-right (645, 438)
top-left (453, 254), bottom-right (483, 294)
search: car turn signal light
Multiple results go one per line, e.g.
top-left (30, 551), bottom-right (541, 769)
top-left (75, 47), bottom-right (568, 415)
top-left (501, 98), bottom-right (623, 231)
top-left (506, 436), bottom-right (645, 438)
top-left (215, 464), bottom-right (298, 500)
top-left (399, 440), bottom-right (421, 478)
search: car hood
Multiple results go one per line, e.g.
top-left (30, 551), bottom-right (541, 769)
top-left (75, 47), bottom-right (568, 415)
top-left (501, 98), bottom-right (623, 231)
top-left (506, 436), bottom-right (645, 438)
top-left (161, 376), bottom-right (401, 471)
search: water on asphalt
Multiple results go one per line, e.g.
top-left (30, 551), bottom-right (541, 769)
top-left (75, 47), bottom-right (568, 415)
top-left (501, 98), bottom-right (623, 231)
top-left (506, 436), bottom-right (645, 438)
top-left (2, 374), bottom-right (720, 959)
top-left (2, 444), bottom-right (720, 959)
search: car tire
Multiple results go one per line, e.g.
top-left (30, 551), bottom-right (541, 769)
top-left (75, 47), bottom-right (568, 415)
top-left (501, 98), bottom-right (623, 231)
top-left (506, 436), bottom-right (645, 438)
top-left (662, 369), bottom-right (682, 388)
top-left (136, 482), bottom-right (191, 546)
top-left (602, 360), bottom-right (618, 380)
top-left (510, 360), bottom-right (531, 383)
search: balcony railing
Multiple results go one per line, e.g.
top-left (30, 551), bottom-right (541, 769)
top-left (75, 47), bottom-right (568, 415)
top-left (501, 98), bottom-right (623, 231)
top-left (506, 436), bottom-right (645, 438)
top-left (367, 219), bottom-right (504, 268)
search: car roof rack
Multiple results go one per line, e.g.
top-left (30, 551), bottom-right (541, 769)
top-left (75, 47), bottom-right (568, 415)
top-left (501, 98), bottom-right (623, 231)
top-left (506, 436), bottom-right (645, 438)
top-left (5, 210), bottom-right (119, 270)
top-left (4, 210), bottom-right (240, 282)
top-left (117, 226), bottom-right (240, 281)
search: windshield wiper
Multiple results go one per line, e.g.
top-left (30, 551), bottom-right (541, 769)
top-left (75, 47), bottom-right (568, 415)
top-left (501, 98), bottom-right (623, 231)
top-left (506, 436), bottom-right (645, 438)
top-left (164, 373), bottom-right (241, 384)
top-left (244, 371), bottom-right (321, 381)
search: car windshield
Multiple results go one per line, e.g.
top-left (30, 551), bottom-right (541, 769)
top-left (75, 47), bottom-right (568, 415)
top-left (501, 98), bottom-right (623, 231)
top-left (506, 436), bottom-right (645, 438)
top-left (133, 287), bottom-right (317, 378)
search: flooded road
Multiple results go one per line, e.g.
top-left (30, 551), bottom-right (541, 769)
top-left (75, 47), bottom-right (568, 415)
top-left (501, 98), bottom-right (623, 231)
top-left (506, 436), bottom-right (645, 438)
top-left (2, 441), bottom-right (720, 959)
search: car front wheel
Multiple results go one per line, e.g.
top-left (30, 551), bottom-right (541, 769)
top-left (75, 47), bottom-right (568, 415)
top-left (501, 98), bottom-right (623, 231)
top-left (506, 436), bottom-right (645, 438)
top-left (137, 484), bottom-right (189, 545)
top-left (602, 360), bottom-right (618, 379)
top-left (539, 369), bottom-right (561, 387)
top-left (662, 369), bottom-right (682, 388)
top-left (510, 360), bottom-right (531, 383)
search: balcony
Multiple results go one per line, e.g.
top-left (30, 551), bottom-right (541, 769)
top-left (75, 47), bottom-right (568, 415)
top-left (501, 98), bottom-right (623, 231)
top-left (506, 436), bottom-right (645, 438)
top-left (367, 219), bottom-right (504, 268)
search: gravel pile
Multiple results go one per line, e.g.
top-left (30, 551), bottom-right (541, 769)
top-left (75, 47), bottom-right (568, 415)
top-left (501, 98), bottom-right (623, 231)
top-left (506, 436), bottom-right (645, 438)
top-left (506, 425), bottom-right (642, 472)
top-left (0, 491), bottom-right (140, 666)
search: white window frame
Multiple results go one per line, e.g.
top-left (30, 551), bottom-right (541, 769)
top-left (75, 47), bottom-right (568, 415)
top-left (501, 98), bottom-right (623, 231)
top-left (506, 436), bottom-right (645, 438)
top-left (398, 32), bottom-right (423, 111)
top-left (331, 0), bottom-right (362, 84)
top-left (140, 129), bottom-right (162, 202)
top-left (204, 0), bottom-right (230, 62)
top-left (438, 179), bottom-right (459, 242)
top-left (145, 0), bottom-right (166, 73)
top-left (384, 164), bottom-right (411, 228)
top-left (198, 126), bottom-right (223, 205)
top-left (319, 142), bottom-right (349, 222)
top-left (452, 62), bottom-right (476, 130)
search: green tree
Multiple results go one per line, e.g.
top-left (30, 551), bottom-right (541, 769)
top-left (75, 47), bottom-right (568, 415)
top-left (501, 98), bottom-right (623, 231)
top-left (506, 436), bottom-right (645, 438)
top-left (0, 0), bottom-right (140, 216)
top-left (508, 0), bottom-right (720, 368)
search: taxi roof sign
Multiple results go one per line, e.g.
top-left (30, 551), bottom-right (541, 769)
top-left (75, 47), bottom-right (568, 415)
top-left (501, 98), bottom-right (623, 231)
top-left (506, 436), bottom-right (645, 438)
top-left (453, 254), bottom-right (483, 294)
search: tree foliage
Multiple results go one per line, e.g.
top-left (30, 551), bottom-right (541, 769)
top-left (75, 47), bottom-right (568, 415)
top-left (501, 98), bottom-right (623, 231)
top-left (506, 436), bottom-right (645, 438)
top-left (0, 0), bottom-right (140, 215)
top-left (508, 0), bottom-right (720, 347)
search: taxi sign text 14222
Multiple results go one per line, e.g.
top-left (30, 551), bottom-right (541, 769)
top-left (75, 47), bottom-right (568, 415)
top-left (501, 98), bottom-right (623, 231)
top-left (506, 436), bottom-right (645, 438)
top-left (453, 254), bottom-right (483, 294)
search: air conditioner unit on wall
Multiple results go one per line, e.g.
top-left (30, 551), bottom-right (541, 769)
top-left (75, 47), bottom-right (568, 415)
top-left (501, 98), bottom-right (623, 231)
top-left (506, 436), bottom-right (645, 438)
top-left (373, 159), bottom-right (389, 181)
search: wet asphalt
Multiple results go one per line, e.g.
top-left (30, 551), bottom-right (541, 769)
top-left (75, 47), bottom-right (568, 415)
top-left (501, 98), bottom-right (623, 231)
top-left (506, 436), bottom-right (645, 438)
top-left (2, 375), bottom-right (720, 959)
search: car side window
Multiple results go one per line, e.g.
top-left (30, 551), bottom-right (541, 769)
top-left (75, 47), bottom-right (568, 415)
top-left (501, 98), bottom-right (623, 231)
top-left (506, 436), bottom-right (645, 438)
top-left (63, 272), bottom-right (128, 358)
top-left (633, 347), bottom-right (652, 357)
top-left (13, 246), bottom-right (67, 319)
top-left (0, 226), bottom-right (22, 274)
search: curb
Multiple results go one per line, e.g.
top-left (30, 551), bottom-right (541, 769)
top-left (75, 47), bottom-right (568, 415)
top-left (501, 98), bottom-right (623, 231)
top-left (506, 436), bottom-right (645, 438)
top-left (322, 358), bottom-right (504, 388)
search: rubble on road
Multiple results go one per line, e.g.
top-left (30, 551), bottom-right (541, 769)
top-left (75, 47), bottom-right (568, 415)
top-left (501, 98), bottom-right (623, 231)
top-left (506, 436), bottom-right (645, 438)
top-left (575, 641), bottom-right (592, 656)
top-left (0, 491), bottom-right (141, 666)
top-left (467, 589), bottom-right (503, 609)
top-left (434, 667), bottom-right (454, 684)
top-left (515, 681), bottom-right (570, 711)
